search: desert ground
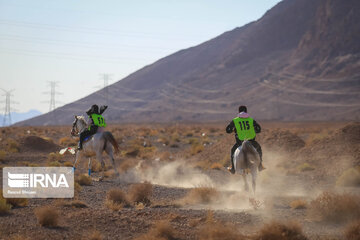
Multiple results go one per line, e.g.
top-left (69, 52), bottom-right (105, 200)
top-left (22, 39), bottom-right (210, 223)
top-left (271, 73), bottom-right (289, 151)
top-left (0, 121), bottom-right (359, 240)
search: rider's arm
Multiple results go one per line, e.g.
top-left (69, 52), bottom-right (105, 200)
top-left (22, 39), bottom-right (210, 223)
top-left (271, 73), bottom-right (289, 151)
top-left (253, 120), bottom-right (261, 133)
top-left (226, 121), bottom-right (235, 134)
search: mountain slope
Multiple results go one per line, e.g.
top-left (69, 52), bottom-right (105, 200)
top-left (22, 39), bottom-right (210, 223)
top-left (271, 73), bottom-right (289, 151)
top-left (18, 0), bottom-right (360, 126)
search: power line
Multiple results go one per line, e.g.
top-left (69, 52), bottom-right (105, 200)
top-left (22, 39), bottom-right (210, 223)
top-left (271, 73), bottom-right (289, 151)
top-left (43, 81), bottom-right (62, 112)
top-left (1, 89), bottom-right (16, 126)
top-left (98, 74), bottom-right (113, 106)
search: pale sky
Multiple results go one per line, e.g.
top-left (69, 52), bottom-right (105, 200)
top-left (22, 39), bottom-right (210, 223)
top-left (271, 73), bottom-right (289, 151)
top-left (0, 0), bottom-right (281, 113)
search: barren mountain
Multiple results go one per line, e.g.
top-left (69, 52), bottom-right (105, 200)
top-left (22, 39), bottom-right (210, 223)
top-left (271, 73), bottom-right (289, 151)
top-left (19, 0), bottom-right (360, 126)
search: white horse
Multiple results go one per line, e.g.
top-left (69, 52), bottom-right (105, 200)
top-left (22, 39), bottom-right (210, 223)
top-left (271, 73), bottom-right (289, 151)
top-left (233, 140), bottom-right (261, 194)
top-left (71, 115), bottom-right (120, 180)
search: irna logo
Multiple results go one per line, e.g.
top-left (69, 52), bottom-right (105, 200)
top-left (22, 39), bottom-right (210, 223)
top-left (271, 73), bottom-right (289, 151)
top-left (3, 167), bottom-right (74, 198)
top-left (8, 172), bottom-right (69, 188)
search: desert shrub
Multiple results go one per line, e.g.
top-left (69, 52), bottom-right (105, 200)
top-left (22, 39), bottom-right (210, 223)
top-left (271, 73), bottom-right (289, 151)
top-left (190, 143), bottom-right (204, 155)
top-left (290, 199), bottom-right (307, 209)
top-left (63, 161), bottom-right (73, 167)
top-left (48, 161), bottom-right (61, 167)
top-left (307, 192), bottom-right (360, 223)
top-left (135, 221), bottom-right (178, 240)
top-left (106, 188), bottom-right (131, 210)
top-left (297, 163), bottom-right (315, 172)
top-left (10, 235), bottom-right (31, 240)
top-left (5, 198), bottom-right (28, 208)
top-left (210, 163), bottom-right (223, 170)
top-left (345, 220), bottom-right (360, 240)
top-left (74, 182), bottom-right (82, 192)
top-left (0, 150), bottom-right (6, 161)
top-left (35, 206), bottom-right (59, 227)
top-left (128, 182), bottom-right (153, 206)
top-left (182, 187), bottom-right (219, 205)
top-left (7, 139), bottom-right (19, 153)
top-left (254, 221), bottom-right (308, 240)
top-left (91, 161), bottom-right (101, 172)
top-left (76, 174), bottom-right (92, 186)
top-left (47, 152), bottom-right (63, 162)
top-left (198, 221), bottom-right (244, 240)
top-left (58, 137), bottom-right (77, 146)
top-left (336, 168), bottom-right (360, 187)
top-left (88, 230), bottom-right (103, 240)
top-left (0, 197), bottom-right (11, 215)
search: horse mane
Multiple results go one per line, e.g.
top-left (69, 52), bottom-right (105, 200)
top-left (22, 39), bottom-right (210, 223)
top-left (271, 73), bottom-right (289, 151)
top-left (76, 115), bottom-right (86, 124)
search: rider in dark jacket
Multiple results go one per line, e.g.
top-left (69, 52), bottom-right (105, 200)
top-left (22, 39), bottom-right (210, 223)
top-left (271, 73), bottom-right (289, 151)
top-left (226, 105), bottom-right (265, 174)
top-left (78, 104), bottom-right (108, 150)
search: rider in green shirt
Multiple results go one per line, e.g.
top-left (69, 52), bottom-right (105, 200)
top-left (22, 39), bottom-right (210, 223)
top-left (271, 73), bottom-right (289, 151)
top-left (226, 105), bottom-right (265, 174)
top-left (78, 104), bottom-right (107, 150)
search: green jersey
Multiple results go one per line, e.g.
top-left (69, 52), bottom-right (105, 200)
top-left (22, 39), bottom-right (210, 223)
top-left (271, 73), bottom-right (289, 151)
top-left (232, 117), bottom-right (256, 141)
top-left (90, 114), bottom-right (106, 128)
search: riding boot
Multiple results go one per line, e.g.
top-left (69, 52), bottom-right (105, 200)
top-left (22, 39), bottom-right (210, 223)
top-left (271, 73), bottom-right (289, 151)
top-left (77, 141), bottom-right (82, 151)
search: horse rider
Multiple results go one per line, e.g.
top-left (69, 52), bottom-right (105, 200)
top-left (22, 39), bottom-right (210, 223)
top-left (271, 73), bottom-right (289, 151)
top-left (226, 105), bottom-right (265, 174)
top-left (78, 104), bottom-right (108, 150)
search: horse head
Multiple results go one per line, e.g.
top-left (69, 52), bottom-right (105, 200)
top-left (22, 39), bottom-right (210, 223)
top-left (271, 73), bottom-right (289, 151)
top-left (71, 115), bottom-right (87, 136)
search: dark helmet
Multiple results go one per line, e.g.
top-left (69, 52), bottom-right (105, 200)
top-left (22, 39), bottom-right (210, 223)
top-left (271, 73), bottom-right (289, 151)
top-left (86, 104), bottom-right (99, 115)
top-left (238, 105), bottom-right (247, 113)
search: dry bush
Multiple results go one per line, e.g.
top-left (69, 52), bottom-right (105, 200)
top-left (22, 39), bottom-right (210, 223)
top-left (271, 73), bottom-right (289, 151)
top-left (106, 188), bottom-right (131, 210)
top-left (48, 161), bottom-right (61, 167)
top-left (210, 162), bottom-right (223, 170)
top-left (254, 221), bottom-right (308, 240)
top-left (128, 182), bottom-right (153, 206)
top-left (0, 150), bottom-right (6, 161)
top-left (63, 161), bottom-right (73, 167)
top-left (198, 212), bottom-right (243, 240)
top-left (0, 197), bottom-right (11, 215)
top-left (76, 174), bottom-right (92, 186)
top-left (198, 222), bottom-right (244, 240)
top-left (74, 182), bottom-right (82, 192)
top-left (5, 198), bottom-right (28, 208)
top-left (7, 139), bottom-right (20, 153)
top-left (135, 221), bottom-right (178, 240)
top-left (47, 152), bottom-right (63, 162)
top-left (290, 199), bottom-right (307, 209)
top-left (345, 220), bottom-right (360, 240)
top-left (118, 158), bottom-right (137, 172)
top-left (307, 192), bottom-right (360, 223)
top-left (91, 161), bottom-right (101, 172)
top-left (297, 163), bottom-right (315, 172)
top-left (88, 230), bottom-right (103, 240)
top-left (182, 187), bottom-right (219, 205)
top-left (58, 137), bottom-right (77, 146)
top-left (336, 168), bottom-right (360, 187)
top-left (10, 235), bottom-right (31, 240)
top-left (35, 206), bottom-right (59, 227)
top-left (190, 143), bottom-right (204, 155)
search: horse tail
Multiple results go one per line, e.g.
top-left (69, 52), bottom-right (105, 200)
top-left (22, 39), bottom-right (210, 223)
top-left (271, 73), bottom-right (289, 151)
top-left (103, 132), bottom-right (119, 154)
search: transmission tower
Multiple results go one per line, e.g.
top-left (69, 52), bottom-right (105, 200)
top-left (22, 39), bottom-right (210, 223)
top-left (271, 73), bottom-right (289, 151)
top-left (43, 81), bottom-right (62, 112)
top-left (98, 73), bottom-right (113, 106)
top-left (1, 89), bottom-right (16, 126)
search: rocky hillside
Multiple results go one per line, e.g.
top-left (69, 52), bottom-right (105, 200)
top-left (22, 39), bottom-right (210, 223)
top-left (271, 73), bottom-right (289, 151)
top-left (18, 0), bottom-right (360, 126)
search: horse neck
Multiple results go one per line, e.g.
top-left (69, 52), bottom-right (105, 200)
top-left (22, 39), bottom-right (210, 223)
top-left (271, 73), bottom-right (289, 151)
top-left (77, 119), bottom-right (87, 132)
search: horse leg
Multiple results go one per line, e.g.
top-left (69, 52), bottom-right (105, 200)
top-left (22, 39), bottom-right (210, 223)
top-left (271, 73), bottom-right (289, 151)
top-left (251, 168), bottom-right (257, 195)
top-left (243, 173), bottom-right (249, 192)
top-left (73, 151), bottom-right (81, 173)
top-left (88, 158), bottom-right (92, 176)
top-left (97, 153), bottom-right (105, 181)
top-left (106, 146), bottom-right (119, 177)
